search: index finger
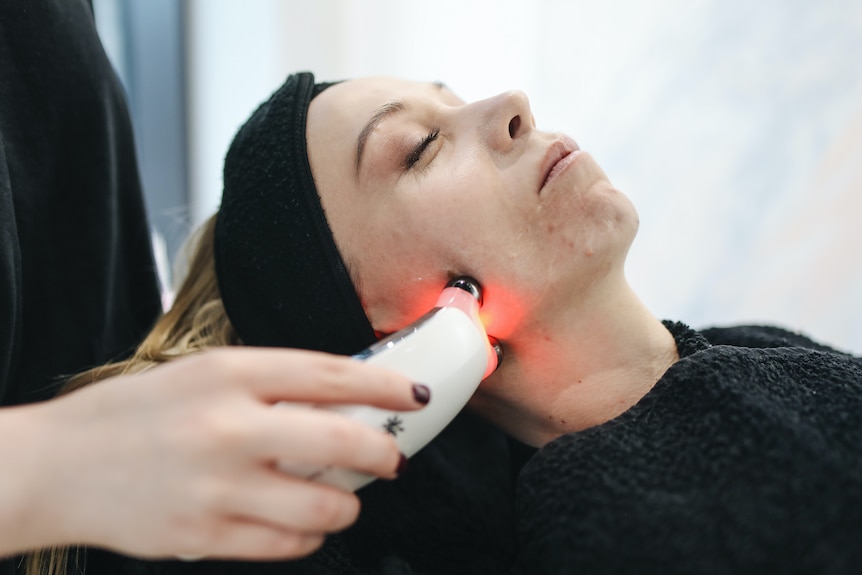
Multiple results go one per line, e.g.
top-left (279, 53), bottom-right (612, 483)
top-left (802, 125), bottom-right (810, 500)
top-left (205, 348), bottom-right (428, 411)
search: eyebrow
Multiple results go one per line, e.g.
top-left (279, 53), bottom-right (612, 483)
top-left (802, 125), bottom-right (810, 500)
top-left (355, 100), bottom-right (406, 176)
top-left (354, 81), bottom-right (448, 177)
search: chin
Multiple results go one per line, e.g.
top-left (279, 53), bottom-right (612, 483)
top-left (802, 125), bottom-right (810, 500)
top-left (620, 195), bottom-right (640, 241)
top-left (597, 183), bottom-right (639, 246)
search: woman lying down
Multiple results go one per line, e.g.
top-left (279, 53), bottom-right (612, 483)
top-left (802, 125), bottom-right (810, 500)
top-left (33, 72), bottom-right (862, 575)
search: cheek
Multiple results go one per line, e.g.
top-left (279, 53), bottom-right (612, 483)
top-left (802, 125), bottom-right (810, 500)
top-left (351, 208), bottom-right (452, 330)
top-left (355, 156), bottom-right (506, 329)
top-left (386, 169), bottom-right (490, 269)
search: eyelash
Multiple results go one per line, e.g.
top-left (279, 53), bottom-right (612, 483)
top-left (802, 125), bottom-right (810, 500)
top-left (404, 128), bottom-right (440, 170)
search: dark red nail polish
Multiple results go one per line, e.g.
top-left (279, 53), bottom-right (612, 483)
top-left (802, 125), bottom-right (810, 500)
top-left (412, 383), bottom-right (431, 405)
top-left (396, 453), bottom-right (408, 476)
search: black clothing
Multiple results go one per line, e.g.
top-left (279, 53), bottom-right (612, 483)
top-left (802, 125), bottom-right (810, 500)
top-left (1, 2), bottom-right (160, 570)
top-left (515, 322), bottom-right (862, 574)
top-left (0, 0), bottom-right (161, 407)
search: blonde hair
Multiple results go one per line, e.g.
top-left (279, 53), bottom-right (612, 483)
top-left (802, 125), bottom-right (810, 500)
top-left (27, 214), bottom-right (240, 575)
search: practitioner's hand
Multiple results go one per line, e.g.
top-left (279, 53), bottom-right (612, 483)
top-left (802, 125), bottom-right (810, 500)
top-left (3, 348), bottom-right (427, 559)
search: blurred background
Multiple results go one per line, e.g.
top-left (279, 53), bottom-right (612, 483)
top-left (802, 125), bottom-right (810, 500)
top-left (92, 0), bottom-right (862, 353)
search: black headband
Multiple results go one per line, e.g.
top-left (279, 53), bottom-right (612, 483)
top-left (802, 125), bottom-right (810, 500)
top-left (214, 72), bottom-right (377, 355)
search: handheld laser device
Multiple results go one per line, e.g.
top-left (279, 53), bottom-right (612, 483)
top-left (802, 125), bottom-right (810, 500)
top-left (277, 276), bottom-right (501, 491)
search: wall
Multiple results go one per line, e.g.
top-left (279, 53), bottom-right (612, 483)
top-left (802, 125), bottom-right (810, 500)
top-left (185, 0), bottom-right (862, 352)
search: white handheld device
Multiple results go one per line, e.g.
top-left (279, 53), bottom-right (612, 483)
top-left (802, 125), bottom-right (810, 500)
top-left (277, 276), bottom-right (500, 491)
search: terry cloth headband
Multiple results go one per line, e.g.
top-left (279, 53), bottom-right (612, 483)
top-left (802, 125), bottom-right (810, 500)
top-left (214, 71), bottom-right (377, 355)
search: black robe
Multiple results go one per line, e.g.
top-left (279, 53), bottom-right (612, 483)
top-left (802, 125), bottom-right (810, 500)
top-left (0, 0), bottom-right (161, 406)
top-left (0, 1), bottom-right (160, 569)
top-left (514, 322), bottom-right (862, 574)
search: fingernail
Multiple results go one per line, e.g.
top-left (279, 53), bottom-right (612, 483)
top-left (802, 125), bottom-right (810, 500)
top-left (396, 453), bottom-right (408, 476)
top-left (412, 383), bottom-right (431, 405)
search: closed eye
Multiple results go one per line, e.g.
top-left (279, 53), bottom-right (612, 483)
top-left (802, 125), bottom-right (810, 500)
top-left (404, 128), bottom-right (440, 170)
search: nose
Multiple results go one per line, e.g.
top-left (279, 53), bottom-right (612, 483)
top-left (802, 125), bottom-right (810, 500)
top-left (473, 90), bottom-right (534, 152)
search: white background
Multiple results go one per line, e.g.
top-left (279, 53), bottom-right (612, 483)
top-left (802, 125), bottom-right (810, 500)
top-left (183, 0), bottom-right (862, 353)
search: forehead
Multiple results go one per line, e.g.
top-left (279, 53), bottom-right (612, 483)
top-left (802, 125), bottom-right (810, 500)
top-left (310, 76), bottom-right (446, 127)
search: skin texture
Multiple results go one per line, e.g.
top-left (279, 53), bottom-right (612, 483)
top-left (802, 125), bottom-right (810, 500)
top-left (308, 77), bottom-right (679, 446)
top-left (0, 348), bottom-right (424, 559)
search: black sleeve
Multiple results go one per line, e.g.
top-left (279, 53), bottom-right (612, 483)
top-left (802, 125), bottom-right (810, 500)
top-left (0, 0), bottom-right (162, 406)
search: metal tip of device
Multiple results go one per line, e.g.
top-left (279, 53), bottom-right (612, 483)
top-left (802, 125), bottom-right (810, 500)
top-left (489, 336), bottom-right (503, 372)
top-left (447, 276), bottom-right (482, 305)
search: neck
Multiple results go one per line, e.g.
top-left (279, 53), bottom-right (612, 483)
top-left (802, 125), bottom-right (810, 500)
top-left (471, 273), bottom-right (678, 447)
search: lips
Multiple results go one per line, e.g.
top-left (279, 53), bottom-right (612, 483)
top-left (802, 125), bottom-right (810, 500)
top-left (539, 136), bottom-right (581, 194)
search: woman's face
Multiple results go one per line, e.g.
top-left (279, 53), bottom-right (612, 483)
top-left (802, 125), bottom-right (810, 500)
top-left (306, 77), bottom-right (638, 341)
